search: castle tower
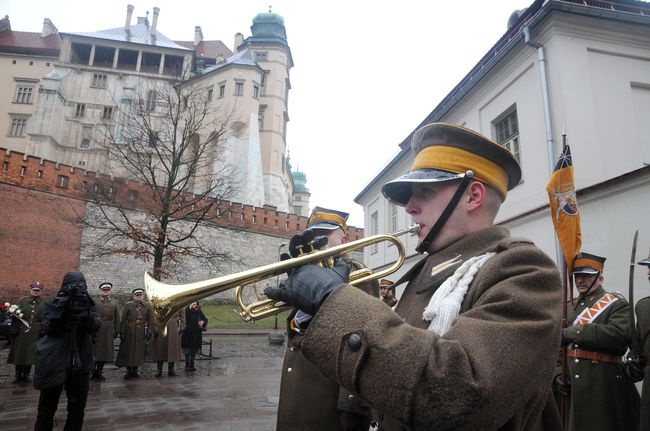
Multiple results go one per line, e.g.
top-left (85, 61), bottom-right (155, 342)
top-left (238, 10), bottom-right (294, 212)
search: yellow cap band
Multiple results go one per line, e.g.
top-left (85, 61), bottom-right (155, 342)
top-left (574, 258), bottom-right (604, 273)
top-left (308, 213), bottom-right (347, 233)
top-left (411, 145), bottom-right (509, 199)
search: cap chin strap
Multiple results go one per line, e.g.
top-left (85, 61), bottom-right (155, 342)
top-left (416, 171), bottom-right (474, 255)
top-left (575, 271), bottom-right (601, 299)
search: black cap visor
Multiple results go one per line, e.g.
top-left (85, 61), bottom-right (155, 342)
top-left (381, 169), bottom-right (464, 206)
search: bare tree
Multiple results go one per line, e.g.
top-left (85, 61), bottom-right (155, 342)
top-left (80, 77), bottom-right (243, 280)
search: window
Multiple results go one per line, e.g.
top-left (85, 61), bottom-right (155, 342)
top-left (207, 89), bottom-right (213, 102)
top-left (102, 106), bottom-right (114, 120)
top-left (75, 103), bottom-right (86, 118)
top-left (148, 132), bottom-right (159, 147)
top-left (370, 211), bottom-right (379, 254)
top-left (254, 51), bottom-right (268, 61)
top-left (258, 105), bottom-right (266, 130)
top-left (70, 43), bottom-right (91, 65)
top-left (2, 161), bottom-right (8, 172)
top-left (9, 118), bottom-right (27, 137)
top-left (253, 86), bottom-right (259, 99)
top-left (495, 109), bottom-right (521, 163)
top-left (390, 202), bottom-right (398, 233)
top-left (234, 82), bottom-right (244, 96)
top-left (93, 46), bottom-right (115, 68)
top-left (57, 175), bottom-right (69, 188)
top-left (37, 170), bottom-right (43, 179)
top-left (219, 84), bottom-right (225, 97)
top-left (92, 73), bottom-right (108, 88)
top-left (116, 48), bottom-right (138, 71)
top-left (19, 166), bottom-right (26, 177)
top-left (79, 126), bottom-right (92, 149)
top-left (145, 90), bottom-right (157, 112)
top-left (141, 52), bottom-right (161, 74)
top-left (15, 86), bottom-right (34, 104)
top-left (261, 70), bottom-right (269, 96)
top-left (293, 206), bottom-right (302, 216)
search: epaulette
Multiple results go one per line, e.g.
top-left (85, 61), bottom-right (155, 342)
top-left (610, 291), bottom-right (627, 301)
top-left (493, 237), bottom-right (534, 253)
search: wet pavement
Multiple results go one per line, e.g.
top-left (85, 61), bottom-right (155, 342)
top-left (0, 333), bottom-right (286, 430)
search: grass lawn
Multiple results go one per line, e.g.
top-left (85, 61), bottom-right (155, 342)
top-left (201, 303), bottom-right (290, 329)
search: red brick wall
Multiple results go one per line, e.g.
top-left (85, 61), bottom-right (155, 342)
top-left (0, 184), bottom-right (85, 301)
top-left (0, 148), bottom-right (366, 300)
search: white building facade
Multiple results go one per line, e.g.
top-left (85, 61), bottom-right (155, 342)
top-left (356, 0), bottom-right (650, 300)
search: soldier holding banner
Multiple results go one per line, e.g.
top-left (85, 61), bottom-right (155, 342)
top-left (554, 252), bottom-right (640, 431)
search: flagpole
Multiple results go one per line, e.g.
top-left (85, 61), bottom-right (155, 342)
top-left (559, 130), bottom-right (568, 428)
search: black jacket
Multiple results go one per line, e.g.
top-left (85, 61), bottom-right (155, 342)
top-left (33, 301), bottom-right (101, 389)
top-left (181, 307), bottom-right (207, 352)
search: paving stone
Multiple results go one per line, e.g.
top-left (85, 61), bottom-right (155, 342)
top-left (0, 334), bottom-right (284, 430)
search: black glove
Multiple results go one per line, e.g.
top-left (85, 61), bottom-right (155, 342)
top-left (553, 374), bottom-right (571, 396)
top-left (264, 259), bottom-right (350, 315)
top-left (626, 358), bottom-right (645, 382)
top-left (288, 230), bottom-right (328, 258)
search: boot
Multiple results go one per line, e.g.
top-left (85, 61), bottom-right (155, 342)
top-left (168, 362), bottom-right (176, 377)
top-left (184, 354), bottom-right (191, 371)
top-left (12, 366), bottom-right (22, 384)
top-left (189, 353), bottom-right (197, 372)
top-left (91, 362), bottom-right (102, 380)
top-left (132, 366), bottom-right (140, 378)
top-left (22, 365), bottom-right (32, 383)
top-left (96, 361), bottom-right (106, 381)
top-left (155, 361), bottom-right (163, 378)
top-left (124, 367), bottom-right (132, 379)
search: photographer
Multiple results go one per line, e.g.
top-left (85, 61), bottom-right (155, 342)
top-left (33, 272), bottom-right (101, 431)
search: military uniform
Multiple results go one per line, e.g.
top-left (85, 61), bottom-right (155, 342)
top-left (115, 290), bottom-right (153, 378)
top-left (150, 309), bottom-right (185, 376)
top-left (8, 288), bottom-right (46, 383)
top-left (557, 253), bottom-right (640, 431)
top-left (277, 259), bottom-right (378, 431)
top-left (91, 283), bottom-right (120, 380)
top-left (265, 124), bottom-right (563, 430)
top-left (299, 227), bottom-right (561, 430)
top-left (276, 207), bottom-right (379, 431)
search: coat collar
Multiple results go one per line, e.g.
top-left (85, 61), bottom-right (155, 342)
top-left (396, 226), bottom-right (510, 294)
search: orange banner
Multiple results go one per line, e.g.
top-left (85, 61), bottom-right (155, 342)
top-left (546, 145), bottom-right (582, 271)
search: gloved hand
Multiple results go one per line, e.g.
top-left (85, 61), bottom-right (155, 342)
top-left (288, 230), bottom-right (328, 258)
top-left (553, 374), bottom-right (571, 396)
top-left (264, 259), bottom-right (350, 316)
top-left (626, 358), bottom-right (645, 382)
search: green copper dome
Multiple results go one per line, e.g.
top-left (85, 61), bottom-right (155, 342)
top-left (292, 171), bottom-right (309, 194)
top-left (250, 11), bottom-right (287, 41)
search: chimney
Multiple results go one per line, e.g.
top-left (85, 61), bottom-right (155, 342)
top-left (234, 32), bottom-right (244, 52)
top-left (151, 7), bottom-right (159, 35)
top-left (125, 4), bottom-right (134, 32)
top-left (41, 18), bottom-right (58, 37)
top-left (194, 26), bottom-right (203, 47)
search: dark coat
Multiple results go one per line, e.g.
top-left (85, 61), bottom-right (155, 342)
top-left (559, 286), bottom-right (640, 431)
top-left (637, 296), bottom-right (650, 431)
top-left (150, 309), bottom-right (185, 362)
top-left (8, 295), bottom-right (45, 365)
top-left (94, 296), bottom-right (119, 362)
top-left (115, 300), bottom-right (152, 367)
top-left (300, 227), bottom-right (563, 430)
top-left (181, 306), bottom-right (207, 353)
top-left (33, 302), bottom-right (101, 389)
top-left (276, 257), bottom-right (378, 431)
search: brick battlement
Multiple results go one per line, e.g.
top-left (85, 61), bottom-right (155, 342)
top-left (0, 148), bottom-right (365, 240)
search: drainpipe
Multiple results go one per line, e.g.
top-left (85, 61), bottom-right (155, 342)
top-left (523, 25), bottom-right (563, 267)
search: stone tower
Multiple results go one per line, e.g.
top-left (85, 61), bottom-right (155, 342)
top-left (238, 10), bottom-right (294, 212)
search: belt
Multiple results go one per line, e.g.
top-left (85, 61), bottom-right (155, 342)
top-left (127, 320), bottom-right (146, 326)
top-left (568, 348), bottom-right (622, 364)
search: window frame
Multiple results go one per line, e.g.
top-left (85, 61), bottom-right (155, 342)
top-left (234, 81), bottom-right (244, 96)
top-left (494, 107), bottom-right (521, 165)
top-left (15, 85), bottom-right (34, 104)
top-left (9, 117), bottom-right (28, 137)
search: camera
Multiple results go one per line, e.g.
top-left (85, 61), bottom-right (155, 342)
top-left (46, 283), bottom-right (93, 320)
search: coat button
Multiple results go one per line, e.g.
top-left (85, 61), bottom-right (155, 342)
top-left (287, 367), bottom-right (292, 373)
top-left (348, 333), bottom-right (362, 352)
top-left (575, 374), bottom-right (580, 379)
top-left (348, 394), bottom-right (354, 400)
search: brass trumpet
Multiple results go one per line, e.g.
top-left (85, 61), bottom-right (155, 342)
top-left (144, 225), bottom-right (419, 334)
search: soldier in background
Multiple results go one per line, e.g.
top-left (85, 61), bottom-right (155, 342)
top-left (8, 282), bottom-right (46, 384)
top-left (91, 282), bottom-right (120, 381)
top-left (150, 309), bottom-right (185, 377)
top-left (636, 250), bottom-right (650, 431)
top-left (379, 279), bottom-right (398, 307)
top-left (115, 288), bottom-right (152, 379)
top-left (275, 207), bottom-right (379, 431)
top-left (555, 252), bottom-right (640, 431)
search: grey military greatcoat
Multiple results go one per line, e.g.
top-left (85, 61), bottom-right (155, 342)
top-left (94, 296), bottom-right (120, 362)
top-left (115, 300), bottom-right (152, 368)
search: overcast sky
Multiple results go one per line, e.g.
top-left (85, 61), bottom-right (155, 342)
top-left (3, 0), bottom-right (530, 227)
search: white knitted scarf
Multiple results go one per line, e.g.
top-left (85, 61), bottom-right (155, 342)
top-left (422, 252), bottom-right (496, 336)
